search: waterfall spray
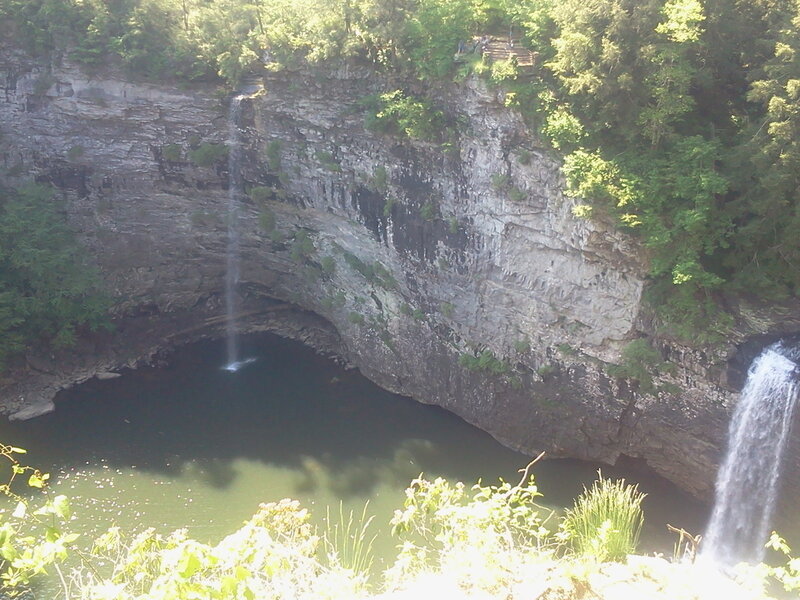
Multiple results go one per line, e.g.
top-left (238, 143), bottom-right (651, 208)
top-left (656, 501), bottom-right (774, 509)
top-left (702, 342), bottom-right (799, 565)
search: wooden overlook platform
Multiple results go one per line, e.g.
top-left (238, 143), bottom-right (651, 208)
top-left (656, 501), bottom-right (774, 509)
top-left (457, 34), bottom-right (538, 72)
top-left (481, 36), bottom-right (537, 68)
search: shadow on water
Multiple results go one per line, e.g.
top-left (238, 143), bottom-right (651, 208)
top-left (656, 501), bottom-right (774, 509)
top-left (1, 333), bottom-right (706, 553)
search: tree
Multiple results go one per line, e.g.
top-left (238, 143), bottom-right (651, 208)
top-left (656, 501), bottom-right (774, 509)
top-left (0, 183), bottom-right (109, 369)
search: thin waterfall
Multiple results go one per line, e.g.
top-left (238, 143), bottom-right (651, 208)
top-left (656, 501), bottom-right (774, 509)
top-left (223, 94), bottom-right (245, 372)
top-left (702, 342), bottom-right (799, 565)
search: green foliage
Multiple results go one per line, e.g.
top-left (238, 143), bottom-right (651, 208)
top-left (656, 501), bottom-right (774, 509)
top-left (289, 230), bottom-right (316, 261)
top-left (251, 185), bottom-right (283, 205)
top-left (314, 150), bottom-right (341, 172)
top-left (447, 216), bottom-right (459, 234)
top-left (537, 363), bottom-right (556, 377)
top-left (264, 139), bottom-right (282, 173)
top-left (542, 107), bottom-right (584, 150)
top-left (161, 144), bottom-right (182, 162)
top-left (508, 186), bottom-right (526, 202)
top-left (5, 0), bottom-right (800, 338)
top-left (561, 474), bottom-right (645, 562)
top-left (0, 444), bottom-right (77, 596)
top-left (341, 252), bottom-right (396, 289)
top-left (459, 350), bottom-right (510, 376)
top-left (302, 264), bottom-right (323, 283)
top-left (372, 262), bottom-right (398, 290)
top-left (258, 208), bottom-right (275, 233)
top-left (400, 0), bottom-right (474, 81)
top-left (80, 499), bottom-right (365, 600)
top-left (607, 339), bottom-right (666, 394)
top-left (347, 311), bottom-right (365, 325)
top-left (188, 143), bottom-right (227, 167)
top-left (439, 301), bottom-right (454, 318)
top-left (490, 58), bottom-right (519, 84)
top-left (32, 72), bottom-right (55, 95)
top-left (0, 183), bottom-right (109, 368)
top-left (557, 343), bottom-right (577, 356)
top-left (378, 329), bottom-right (396, 351)
top-left (66, 144), bottom-right (84, 162)
top-left (343, 251), bottom-right (372, 279)
top-left (363, 90), bottom-right (446, 142)
top-left (387, 472), bottom-right (551, 591)
top-left (0, 0), bottom-right (468, 84)
top-left (368, 165), bottom-right (388, 193)
top-left (537, 0), bottom-right (800, 339)
top-left (321, 290), bottom-right (347, 310)
top-left (320, 255), bottom-right (336, 275)
top-left (490, 171), bottom-right (528, 202)
top-left (490, 172), bottom-right (511, 192)
top-left (766, 532), bottom-right (800, 592)
top-left (419, 201), bottom-right (437, 221)
top-left (190, 211), bottom-right (219, 228)
top-left (383, 196), bottom-right (396, 218)
top-left (514, 338), bottom-right (531, 353)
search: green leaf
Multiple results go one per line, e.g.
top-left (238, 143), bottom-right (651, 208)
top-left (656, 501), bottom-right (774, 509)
top-left (45, 527), bottom-right (60, 543)
top-left (1, 542), bottom-right (18, 561)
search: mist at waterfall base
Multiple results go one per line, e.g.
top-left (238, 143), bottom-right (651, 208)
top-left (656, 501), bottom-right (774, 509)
top-left (703, 342), bottom-right (800, 566)
top-left (2, 334), bottom-right (706, 576)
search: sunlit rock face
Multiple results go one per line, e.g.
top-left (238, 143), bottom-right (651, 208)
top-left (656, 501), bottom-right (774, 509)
top-left (1, 49), bottom-right (797, 507)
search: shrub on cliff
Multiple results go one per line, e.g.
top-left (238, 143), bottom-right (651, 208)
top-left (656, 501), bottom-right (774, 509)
top-left (0, 183), bottom-right (109, 370)
top-left (362, 91), bottom-right (447, 142)
top-left (188, 143), bottom-right (228, 168)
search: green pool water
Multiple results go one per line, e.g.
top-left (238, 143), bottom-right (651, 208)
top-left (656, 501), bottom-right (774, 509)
top-left (1, 333), bottom-right (706, 579)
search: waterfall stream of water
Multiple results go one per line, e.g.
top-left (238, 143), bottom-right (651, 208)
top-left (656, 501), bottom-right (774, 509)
top-left (223, 95), bottom-right (245, 372)
top-left (702, 342), bottom-right (799, 565)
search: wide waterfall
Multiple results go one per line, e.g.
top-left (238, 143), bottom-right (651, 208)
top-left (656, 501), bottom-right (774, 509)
top-left (702, 342), bottom-right (800, 565)
top-left (223, 94), bottom-right (245, 372)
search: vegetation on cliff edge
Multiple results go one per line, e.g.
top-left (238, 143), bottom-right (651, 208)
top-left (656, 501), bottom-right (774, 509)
top-left (1, 0), bottom-right (798, 341)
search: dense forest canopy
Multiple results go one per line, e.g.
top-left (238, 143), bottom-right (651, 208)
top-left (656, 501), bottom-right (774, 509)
top-left (0, 0), bottom-right (798, 342)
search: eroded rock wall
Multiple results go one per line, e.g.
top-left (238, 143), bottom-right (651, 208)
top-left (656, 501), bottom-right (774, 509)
top-left (1, 51), bottom-right (795, 503)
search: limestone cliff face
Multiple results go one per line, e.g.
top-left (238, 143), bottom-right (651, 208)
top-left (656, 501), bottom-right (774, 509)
top-left (1, 51), bottom-right (798, 503)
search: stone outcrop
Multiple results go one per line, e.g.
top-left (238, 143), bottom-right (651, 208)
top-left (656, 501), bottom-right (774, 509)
top-left (1, 50), bottom-right (799, 507)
